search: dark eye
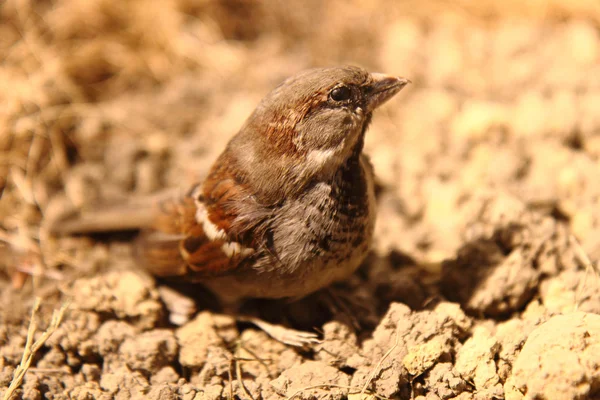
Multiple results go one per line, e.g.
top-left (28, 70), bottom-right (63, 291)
top-left (329, 86), bottom-right (352, 102)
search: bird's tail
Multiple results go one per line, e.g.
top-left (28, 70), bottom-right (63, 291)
top-left (47, 189), bottom-right (181, 235)
top-left (47, 189), bottom-right (191, 279)
top-left (49, 204), bottom-right (157, 234)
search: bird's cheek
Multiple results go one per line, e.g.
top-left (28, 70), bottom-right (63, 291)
top-left (294, 109), bottom-right (360, 152)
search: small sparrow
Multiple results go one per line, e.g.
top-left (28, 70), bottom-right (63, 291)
top-left (52, 66), bottom-right (409, 345)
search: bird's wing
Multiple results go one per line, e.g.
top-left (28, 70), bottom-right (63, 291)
top-left (135, 166), bottom-right (270, 280)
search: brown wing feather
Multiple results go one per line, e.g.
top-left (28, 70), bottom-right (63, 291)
top-left (135, 160), bottom-right (268, 281)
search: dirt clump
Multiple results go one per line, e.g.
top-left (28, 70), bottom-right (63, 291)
top-left (505, 312), bottom-right (600, 400)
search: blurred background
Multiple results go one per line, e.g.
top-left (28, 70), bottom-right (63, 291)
top-left (1, 0), bottom-right (600, 275)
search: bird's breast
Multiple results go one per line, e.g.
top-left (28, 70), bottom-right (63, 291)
top-left (260, 155), bottom-right (376, 291)
top-left (203, 154), bottom-right (376, 302)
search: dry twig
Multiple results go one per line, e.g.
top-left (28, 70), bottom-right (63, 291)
top-left (571, 235), bottom-right (600, 311)
top-left (284, 384), bottom-right (391, 400)
top-left (3, 298), bottom-right (70, 400)
top-left (361, 322), bottom-right (401, 395)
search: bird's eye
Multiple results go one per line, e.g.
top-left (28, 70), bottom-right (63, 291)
top-left (329, 86), bottom-right (352, 102)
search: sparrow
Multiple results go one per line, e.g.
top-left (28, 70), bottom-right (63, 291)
top-left (51, 66), bottom-right (410, 345)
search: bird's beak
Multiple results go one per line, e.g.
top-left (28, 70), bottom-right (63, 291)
top-left (365, 73), bottom-right (410, 112)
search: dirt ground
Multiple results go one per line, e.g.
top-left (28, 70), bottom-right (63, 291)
top-left (1, 0), bottom-right (600, 399)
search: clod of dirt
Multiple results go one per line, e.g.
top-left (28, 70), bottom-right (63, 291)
top-left (540, 269), bottom-right (600, 314)
top-left (504, 312), bottom-right (600, 400)
top-left (349, 302), bottom-right (472, 399)
top-left (21, 374), bottom-right (43, 400)
top-left (315, 321), bottom-right (359, 369)
top-left (120, 329), bottom-right (178, 375)
top-left (442, 193), bottom-right (577, 316)
top-left (81, 363), bottom-right (102, 382)
top-left (45, 309), bottom-right (100, 359)
top-left (95, 320), bottom-right (136, 357)
top-left (443, 238), bottom-right (540, 316)
top-left (422, 362), bottom-right (469, 399)
top-left (270, 360), bottom-right (351, 400)
top-left (179, 383), bottom-right (223, 400)
top-left (70, 270), bottom-right (163, 329)
top-left (147, 384), bottom-right (179, 400)
top-left (455, 326), bottom-right (503, 397)
top-left (0, 365), bottom-right (14, 388)
top-left (69, 382), bottom-right (112, 400)
top-left (22, 372), bottom-right (77, 399)
top-left (150, 366), bottom-right (179, 384)
top-left (99, 365), bottom-right (150, 397)
top-left (175, 311), bottom-right (237, 369)
top-left (494, 312), bottom-right (549, 382)
top-left (403, 337), bottom-right (446, 376)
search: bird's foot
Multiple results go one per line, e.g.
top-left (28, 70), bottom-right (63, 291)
top-left (240, 316), bottom-right (321, 347)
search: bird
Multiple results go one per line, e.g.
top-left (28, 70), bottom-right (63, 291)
top-left (51, 66), bottom-right (410, 345)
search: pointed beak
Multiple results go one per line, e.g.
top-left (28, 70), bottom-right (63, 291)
top-left (365, 73), bottom-right (410, 112)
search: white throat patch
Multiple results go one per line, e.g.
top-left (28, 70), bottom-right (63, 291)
top-left (306, 148), bottom-right (337, 169)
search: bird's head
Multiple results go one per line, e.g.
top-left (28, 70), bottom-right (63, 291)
top-left (225, 66), bottom-right (410, 202)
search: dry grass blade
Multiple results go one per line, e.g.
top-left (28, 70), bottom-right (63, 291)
top-left (237, 341), bottom-right (273, 378)
top-left (283, 384), bottom-right (391, 400)
top-left (3, 297), bottom-right (70, 400)
top-left (235, 357), bottom-right (255, 400)
top-left (227, 359), bottom-right (234, 400)
top-left (360, 322), bottom-right (401, 395)
top-left (571, 235), bottom-right (600, 311)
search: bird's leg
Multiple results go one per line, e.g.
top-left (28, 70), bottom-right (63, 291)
top-left (217, 295), bottom-right (322, 347)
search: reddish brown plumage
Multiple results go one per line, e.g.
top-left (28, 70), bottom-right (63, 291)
top-left (136, 153), bottom-right (263, 280)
